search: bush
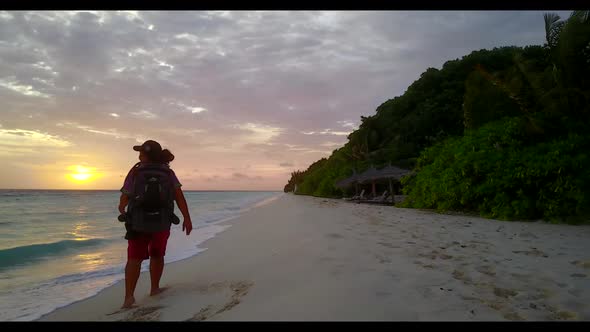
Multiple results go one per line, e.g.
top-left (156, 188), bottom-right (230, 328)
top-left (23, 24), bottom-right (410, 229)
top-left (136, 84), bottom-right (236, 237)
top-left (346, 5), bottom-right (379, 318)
top-left (401, 116), bottom-right (590, 223)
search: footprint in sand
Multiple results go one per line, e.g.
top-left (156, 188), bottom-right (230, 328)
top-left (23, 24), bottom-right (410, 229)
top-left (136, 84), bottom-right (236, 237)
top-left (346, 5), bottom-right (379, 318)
top-left (189, 305), bottom-right (215, 321)
top-left (493, 287), bottom-right (518, 299)
top-left (510, 273), bottom-right (531, 282)
top-left (519, 232), bottom-right (539, 239)
top-left (414, 260), bottom-right (435, 269)
top-left (512, 248), bottom-right (549, 258)
top-left (503, 311), bottom-right (525, 321)
top-left (551, 310), bottom-right (578, 321)
top-left (186, 281), bottom-right (254, 321)
top-left (378, 242), bottom-right (400, 249)
top-left (325, 233), bottom-right (344, 239)
top-left (452, 269), bottom-right (473, 284)
top-left (121, 305), bottom-right (164, 321)
top-left (568, 289), bottom-right (583, 297)
top-left (376, 254), bottom-right (392, 264)
top-left (476, 265), bottom-right (496, 277)
top-left (570, 260), bottom-right (590, 269)
top-left (417, 251), bottom-right (438, 260)
top-left (439, 253), bottom-right (453, 260)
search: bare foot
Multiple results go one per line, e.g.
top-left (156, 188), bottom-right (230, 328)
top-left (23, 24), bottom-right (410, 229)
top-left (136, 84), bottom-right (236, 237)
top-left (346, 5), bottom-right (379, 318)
top-left (121, 296), bottom-right (136, 309)
top-left (150, 287), bottom-right (169, 296)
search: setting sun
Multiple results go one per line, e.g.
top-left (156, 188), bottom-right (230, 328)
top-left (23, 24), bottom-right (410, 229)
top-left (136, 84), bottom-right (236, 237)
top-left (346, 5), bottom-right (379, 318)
top-left (67, 165), bottom-right (97, 183)
top-left (71, 173), bottom-right (92, 181)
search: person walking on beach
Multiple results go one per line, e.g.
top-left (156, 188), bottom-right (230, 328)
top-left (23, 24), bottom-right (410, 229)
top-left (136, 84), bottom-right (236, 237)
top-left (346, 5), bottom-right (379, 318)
top-left (118, 140), bottom-right (193, 309)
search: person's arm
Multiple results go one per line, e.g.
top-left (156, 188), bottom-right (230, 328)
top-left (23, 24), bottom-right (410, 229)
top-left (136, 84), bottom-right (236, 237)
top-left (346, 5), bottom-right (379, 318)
top-left (119, 163), bottom-right (138, 214)
top-left (119, 194), bottom-right (129, 214)
top-left (175, 187), bottom-right (193, 235)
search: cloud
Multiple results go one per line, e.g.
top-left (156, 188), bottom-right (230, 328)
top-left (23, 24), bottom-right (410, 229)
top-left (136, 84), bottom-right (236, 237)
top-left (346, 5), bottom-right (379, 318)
top-left (172, 101), bottom-right (208, 114)
top-left (233, 122), bottom-right (284, 144)
top-left (232, 172), bottom-right (263, 181)
top-left (0, 10), bottom-right (571, 189)
top-left (203, 175), bottom-right (221, 182)
top-left (0, 129), bottom-right (71, 148)
top-left (301, 129), bottom-right (351, 136)
top-left (188, 106), bottom-right (207, 114)
top-left (319, 141), bottom-right (344, 148)
top-left (55, 121), bottom-right (146, 142)
top-left (337, 120), bottom-right (357, 129)
top-left (0, 77), bottom-right (51, 98)
top-left (130, 110), bottom-right (158, 119)
top-left (279, 162), bottom-right (294, 167)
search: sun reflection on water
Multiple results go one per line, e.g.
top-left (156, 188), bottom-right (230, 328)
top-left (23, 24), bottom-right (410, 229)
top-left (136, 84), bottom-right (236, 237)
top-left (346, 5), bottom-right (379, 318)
top-left (75, 253), bottom-right (106, 272)
top-left (68, 222), bottom-right (89, 240)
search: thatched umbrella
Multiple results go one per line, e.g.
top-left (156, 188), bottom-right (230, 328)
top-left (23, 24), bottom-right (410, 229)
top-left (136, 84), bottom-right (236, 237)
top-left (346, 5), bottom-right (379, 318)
top-left (357, 165), bottom-right (413, 197)
top-left (359, 165), bottom-right (412, 182)
top-left (334, 170), bottom-right (360, 194)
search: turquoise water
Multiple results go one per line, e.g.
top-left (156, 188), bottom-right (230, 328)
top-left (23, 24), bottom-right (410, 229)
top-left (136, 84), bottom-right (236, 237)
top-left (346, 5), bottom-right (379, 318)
top-left (0, 190), bottom-right (281, 321)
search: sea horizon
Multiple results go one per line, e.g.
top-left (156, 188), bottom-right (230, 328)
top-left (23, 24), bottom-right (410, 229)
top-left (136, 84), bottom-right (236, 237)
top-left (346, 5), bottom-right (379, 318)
top-left (0, 188), bottom-right (283, 192)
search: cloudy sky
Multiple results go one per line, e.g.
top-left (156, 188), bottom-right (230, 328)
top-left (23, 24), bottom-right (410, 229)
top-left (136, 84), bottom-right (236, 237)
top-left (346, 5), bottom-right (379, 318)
top-left (0, 11), bottom-right (571, 190)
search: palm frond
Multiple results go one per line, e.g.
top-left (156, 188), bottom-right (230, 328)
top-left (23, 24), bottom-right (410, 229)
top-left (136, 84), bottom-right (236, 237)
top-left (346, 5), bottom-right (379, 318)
top-left (569, 10), bottom-right (590, 23)
top-left (544, 13), bottom-right (564, 49)
top-left (544, 13), bottom-right (561, 30)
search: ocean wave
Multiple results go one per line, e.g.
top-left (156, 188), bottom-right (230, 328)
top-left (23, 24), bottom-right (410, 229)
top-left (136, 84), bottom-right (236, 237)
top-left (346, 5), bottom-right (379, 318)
top-left (37, 265), bottom-right (123, 288)
top-left (0, 238), bottom-right (110, 271)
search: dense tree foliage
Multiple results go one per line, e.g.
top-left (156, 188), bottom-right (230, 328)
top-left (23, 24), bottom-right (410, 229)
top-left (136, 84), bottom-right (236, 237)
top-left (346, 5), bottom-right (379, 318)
top-left (285, 12), bottom-right (590, 222)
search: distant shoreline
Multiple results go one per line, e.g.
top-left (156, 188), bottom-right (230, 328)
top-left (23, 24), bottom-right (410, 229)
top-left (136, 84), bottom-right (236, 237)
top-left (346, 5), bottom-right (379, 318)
top-left (0, 189), bottom-right (283, 192)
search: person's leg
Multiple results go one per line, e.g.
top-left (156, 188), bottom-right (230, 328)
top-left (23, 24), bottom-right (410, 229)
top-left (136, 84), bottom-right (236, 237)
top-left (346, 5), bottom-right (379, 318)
top-left (149, 256), bottom-right (166, 295)
top-left (148, 230), bottom-right (171, 296)
top-left (122, 259), bottom-right (142, 308)
top-left (123, 234), bottom-right (149, 308)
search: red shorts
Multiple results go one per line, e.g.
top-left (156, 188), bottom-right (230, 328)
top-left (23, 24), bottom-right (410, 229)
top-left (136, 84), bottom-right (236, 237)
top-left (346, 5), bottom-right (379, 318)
top-left (127, 230), bottom-right (170, 260)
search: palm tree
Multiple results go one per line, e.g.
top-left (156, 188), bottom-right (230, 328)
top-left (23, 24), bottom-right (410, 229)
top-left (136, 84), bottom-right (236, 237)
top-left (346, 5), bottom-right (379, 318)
top-left (544, 13), bottom-right (565, 50)
top-left (469, 11), bottom-right (589, 132)
top-left (544, 11), bottom-right (590, 86)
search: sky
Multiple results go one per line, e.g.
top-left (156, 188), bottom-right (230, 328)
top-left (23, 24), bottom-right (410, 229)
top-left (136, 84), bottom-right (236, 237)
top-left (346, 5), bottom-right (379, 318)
top-left (0, 10), bottom-right (572, 190)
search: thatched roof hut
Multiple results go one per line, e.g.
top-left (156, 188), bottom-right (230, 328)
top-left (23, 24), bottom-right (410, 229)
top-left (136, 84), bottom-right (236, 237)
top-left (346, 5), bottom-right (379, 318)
top-left (334, 169), bottom-right (359, 189)
top-left (357, 165), bottom-right (412, 184)
top-left (334, 165), bottom-right (412, 190)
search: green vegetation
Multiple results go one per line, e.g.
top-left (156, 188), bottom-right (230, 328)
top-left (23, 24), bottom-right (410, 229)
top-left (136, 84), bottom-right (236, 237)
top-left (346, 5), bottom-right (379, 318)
top-left (401, 117), bottom-right (590, 223)
top-left (284, 12), bottom-right (590, 223)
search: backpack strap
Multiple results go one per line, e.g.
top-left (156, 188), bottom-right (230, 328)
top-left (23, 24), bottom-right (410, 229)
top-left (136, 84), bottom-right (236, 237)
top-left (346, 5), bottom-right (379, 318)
top-left (124, 162), bottom-right (141, 185)
top-left (128, 162), bottom-right (141, 176)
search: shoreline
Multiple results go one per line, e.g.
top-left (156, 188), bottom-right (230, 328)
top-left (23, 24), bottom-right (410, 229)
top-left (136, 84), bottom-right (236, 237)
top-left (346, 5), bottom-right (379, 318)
top-left (38, 194), bottom-right (286, 321)
top-left (40, 194), bottom-right (590, 321)
top-left (23, 193), bottom-right (282, 322)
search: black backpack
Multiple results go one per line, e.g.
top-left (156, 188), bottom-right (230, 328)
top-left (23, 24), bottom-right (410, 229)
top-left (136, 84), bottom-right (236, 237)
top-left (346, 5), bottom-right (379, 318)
top-left (127, 163), bottom-right (175, 233)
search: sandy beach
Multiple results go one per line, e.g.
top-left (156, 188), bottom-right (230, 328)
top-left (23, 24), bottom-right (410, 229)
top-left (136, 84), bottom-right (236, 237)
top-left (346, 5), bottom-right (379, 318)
top-left (39, 194), bottom-right (590, 321)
